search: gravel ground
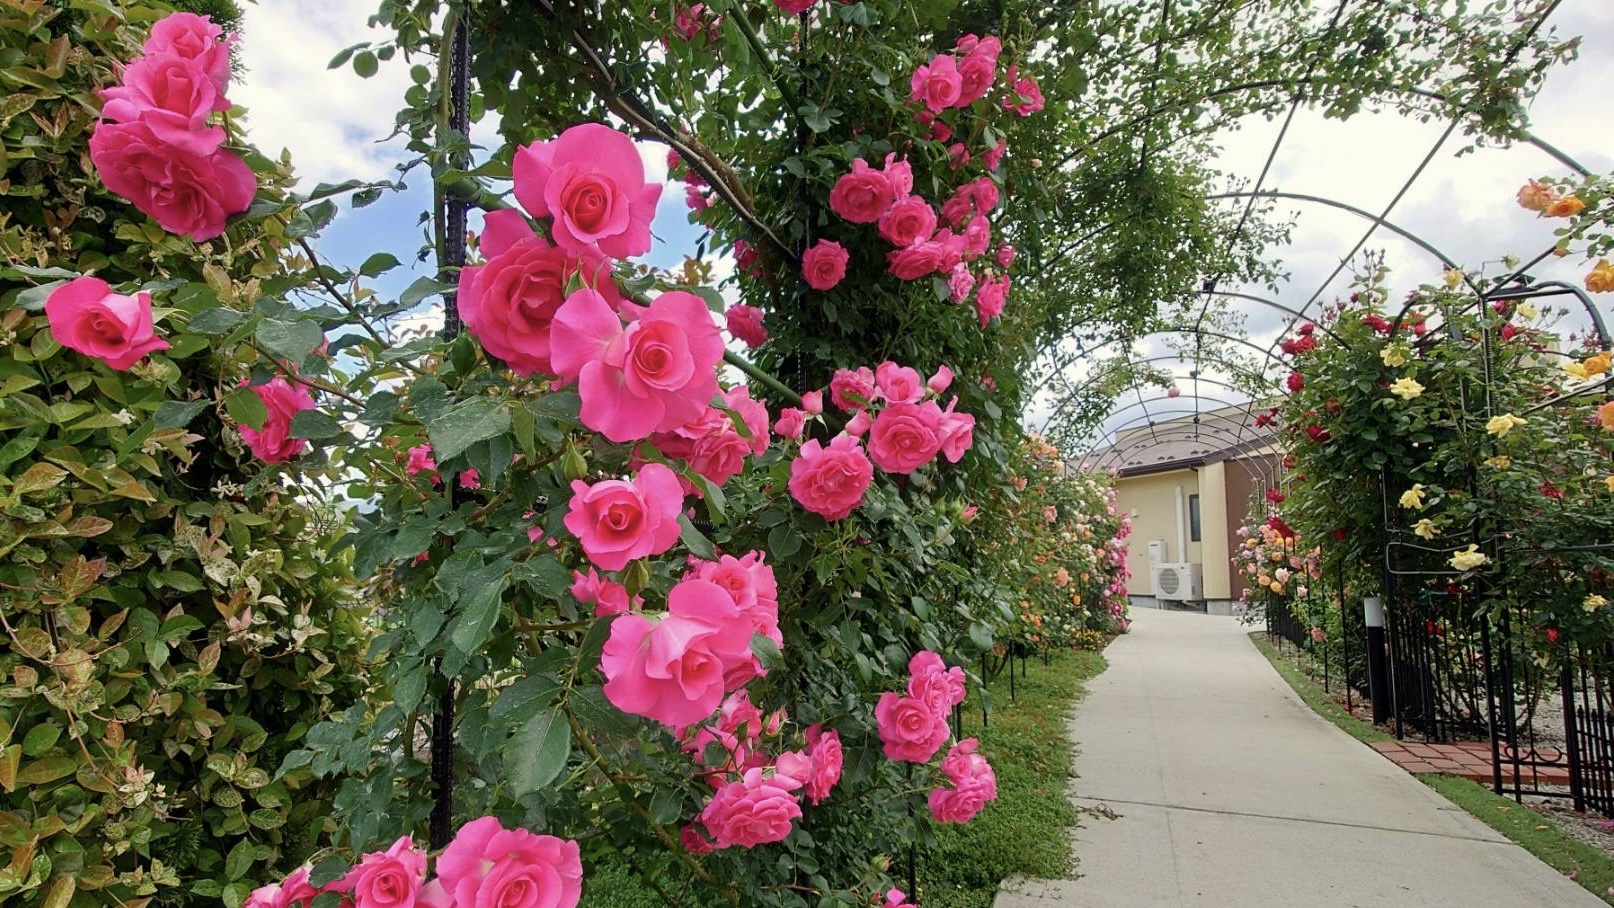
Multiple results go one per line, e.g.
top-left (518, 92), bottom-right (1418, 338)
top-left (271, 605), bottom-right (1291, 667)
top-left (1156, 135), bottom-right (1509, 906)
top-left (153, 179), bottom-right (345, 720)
top-left (1533, 796), bottom-right (1614, 862)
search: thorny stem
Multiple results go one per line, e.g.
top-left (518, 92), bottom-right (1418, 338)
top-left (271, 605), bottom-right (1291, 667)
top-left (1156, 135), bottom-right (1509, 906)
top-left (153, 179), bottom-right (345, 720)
top-left (566, 712), bottom-right (741, 906)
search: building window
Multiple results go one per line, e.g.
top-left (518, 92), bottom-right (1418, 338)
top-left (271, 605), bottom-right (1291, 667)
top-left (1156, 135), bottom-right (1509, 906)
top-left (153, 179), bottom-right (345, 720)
top-left (1189, 494), bottom-right (1202, 542)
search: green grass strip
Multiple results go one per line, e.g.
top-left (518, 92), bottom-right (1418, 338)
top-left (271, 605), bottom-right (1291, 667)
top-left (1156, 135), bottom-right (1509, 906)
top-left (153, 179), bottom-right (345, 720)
top-left (1252, 631), bottom-right (1614, 905)
top-left (922, 648), bottom-right (1109, 908)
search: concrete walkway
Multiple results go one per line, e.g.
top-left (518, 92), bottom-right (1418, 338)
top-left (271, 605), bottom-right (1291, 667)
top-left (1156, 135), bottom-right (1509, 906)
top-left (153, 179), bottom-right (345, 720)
top-left (995, 607), bottom-right (1603, 908)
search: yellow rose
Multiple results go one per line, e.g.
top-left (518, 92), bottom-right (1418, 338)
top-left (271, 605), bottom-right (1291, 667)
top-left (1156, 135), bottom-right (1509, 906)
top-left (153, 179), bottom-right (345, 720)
top-left (1588, 260), bottom-right (1614, 294)
top-left (1389, 377), bottom-right (1424, 400)
top-left (1380, 345), bottom-right (1408, 367)
top-left (1449, 545), bottom-right (1489, 571)
top-left (1547, 195), bottom-right (1586, 218)
top-left (1485, 455), bottom-right (1512, 468)
top-left (1600, 401), bottom-right (1614, 431)
top-left (1586, 351), bottom-right (1611, 376)
top-left (1605, 475), bottom-right (1614, 493)
top-left (1585, 594), bottom-right (1608, 613)
top-left (1270, 581), bottom-right (1284, 594)
top-left (1413, 519), bottom-right (1438, 540)
top-left (1565, 362), bottom-right (1591, 381)
top-left (1516, 302), bottom-right (1538, 320)
top-left (1399, 484), bottom-right (1427, 509)
top-left (1442, 269), bottom-right (1463, 289)
top-left (1486, 413), bottom-right (1526, 437)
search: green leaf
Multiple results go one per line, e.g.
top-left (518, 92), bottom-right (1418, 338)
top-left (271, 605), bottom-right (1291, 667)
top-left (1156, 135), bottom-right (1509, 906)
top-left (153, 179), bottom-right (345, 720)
top-left (224, 386), bottom-right (269, 431)
top-left (360, 252), bottom-right (401, 277)
top-left (428, 398), bottom-right (511, 461)
top-left (189, 307), bottom-right (246, 334)
top-left (154, 399), bottom-right (211, 429)
top-left (450, 575), bottom-right (509, 656)
top-left (399, 276), bottom-right (453, 307)
top-left (390, 520), bottom-right (437, 561)
top-left (17, 755), bottom-right (76, 785)
top-left (352, 50), bottom-right (378, 78)
top-left (679, 515), bottom-right (716, 560)
top-left (289, 409), bottom-right (345, 441)
top-left (490, 675), bottom-right (561, 723)
top-left (504, 707), bottom-right (570, 797)
top-left (255, 318), bottom-right (324, 364)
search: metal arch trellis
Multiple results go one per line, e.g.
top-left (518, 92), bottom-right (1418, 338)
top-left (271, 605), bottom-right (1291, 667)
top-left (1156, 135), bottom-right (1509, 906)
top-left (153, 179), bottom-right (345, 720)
top-left (1081, 406), bottom-right (1280, 475)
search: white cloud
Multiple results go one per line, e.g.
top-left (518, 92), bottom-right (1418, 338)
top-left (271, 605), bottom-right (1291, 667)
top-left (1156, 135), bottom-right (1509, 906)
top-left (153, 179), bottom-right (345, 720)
top-left (232, 0), bottom-right (413, 185)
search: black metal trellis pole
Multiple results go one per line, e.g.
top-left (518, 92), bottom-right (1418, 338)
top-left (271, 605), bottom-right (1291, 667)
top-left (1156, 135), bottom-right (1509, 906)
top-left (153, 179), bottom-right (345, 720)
top-left (429, 17), bottom-right (472, 853)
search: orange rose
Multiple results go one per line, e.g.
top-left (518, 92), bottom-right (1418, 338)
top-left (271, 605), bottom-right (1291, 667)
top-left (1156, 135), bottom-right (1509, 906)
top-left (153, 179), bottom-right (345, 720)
top-left (1547, 195), bottom-right (1586, 218)
top-left (1516, 180), bottom-right (1557, 212)
top-left (1587, 260), bottom-right (1614, 294)
top-left (1600, 401), bottom-right (1614, 431)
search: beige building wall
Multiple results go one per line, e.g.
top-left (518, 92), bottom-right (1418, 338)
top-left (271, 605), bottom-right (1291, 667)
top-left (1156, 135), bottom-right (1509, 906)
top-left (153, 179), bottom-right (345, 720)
top-left (1115, 468), bottom-right (1198, 596)
top-left (1199, 461), bottom-right (1231, 599)
top-left (1114, 464), bottom-right (1236, 600)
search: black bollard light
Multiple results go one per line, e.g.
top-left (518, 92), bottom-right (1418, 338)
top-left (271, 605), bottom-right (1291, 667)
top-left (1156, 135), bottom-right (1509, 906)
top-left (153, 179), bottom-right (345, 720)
top-left (1364, 596), bottom-right (1391, 725)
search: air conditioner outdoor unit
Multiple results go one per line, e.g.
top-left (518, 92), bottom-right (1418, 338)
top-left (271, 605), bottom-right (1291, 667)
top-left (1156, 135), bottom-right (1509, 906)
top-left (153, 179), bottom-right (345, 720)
top-left (1153, 563), bottom-right (1204, 601)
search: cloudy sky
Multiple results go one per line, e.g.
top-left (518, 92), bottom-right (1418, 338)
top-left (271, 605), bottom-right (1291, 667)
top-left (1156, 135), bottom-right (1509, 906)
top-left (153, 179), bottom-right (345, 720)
top-left (230, 1), bottom-right (1614, 452)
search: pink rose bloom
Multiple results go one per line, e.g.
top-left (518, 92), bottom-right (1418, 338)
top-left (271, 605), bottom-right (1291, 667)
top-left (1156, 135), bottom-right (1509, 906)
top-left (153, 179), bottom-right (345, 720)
top-left (970, 177), bottom-right (1001, 213)
top-left (959, 504), bottom-right (980, 523)
top-left (144, 12), bottom-right (233, 93)
top-left (976, 273), bottom-right (1009, 326)
top-left (995, 243), bottom-right (1015, 269)
top-left (883, 889), bottom-right (918, 908)
top-left (909, 53), bottom-right (963, 112)
top-left (688, 550), bottom-right (780, 648)
top-left (880, 154), bottom-right (914, 198)
top-left (726, 303), bottom-right (768, 349)
top-left (940, 186), bottom-right (975, 228)
top-left (877, 196), bottom-right (938, 248)
top-left (788, 435), bottom-right (873, 520)
top-left (844, 409), bottom-right (871, 437)
top-left (698, 766), bottom-right (803, 848)
top-left (601, 578), bottom-right (756, 727)
top-left (801, 239), bottom-right (849, 291)
top-left (773, 407), bottom-right (806, 439)
top-left (459, 468), bottom-right (482, 490)
top-left (868, 401), bottom-right (944, 473)
top-left (963, 217), bottom-right (991, 260)
top-left (405, 444), bottom-right (438, 478)
top-left (435, 817), bottom-right (583, 908)
top-left (948, 142), bottom-right (971, 171)
top-left (774, 0), bottom-right (817, 12)
top-left (874, 692), bottom-right (950, 763)
top-left (563, 462), bottom-right (684, 571)
top-left (983, 138), bottom-right (1008, 171)
top-left (1005, 69), bottom-right (1045, 116)
top-left (513, 123), bottom-right (661, 259)
top-left (331, 836), bottom-right (427, 908)
top-left (803, 724), bottom-right (843, 804)
top-left (927, 364), bottom-right (954, 394)
top-left (722, 385), bottom-right (771, 455)
top-left (44, 277), bottom-right (170, 370)
top-left (681, 824), bottom-right (716, 854)
top-left (829, 366), bottom-right (876, 410)
top-left (928, 738), bottom-right (998, 823)
top-left (938, 398), bottom-right (976, 463)
top-left (829, 159), bottom-right (896, 224)
top-left (89, 121), bottom-right (254, 242)
top-left (887, 242), bottom-right (944, 281)
top-left (571, 568), bottom-right (638, 617)
top-left (551, 288), bottom-right (724, 443)
top-left (800, 389), bottom-right (824, 414)
top-left (947, 264), bottom-right (976, 303)
top-left (685, 183), bottom-right (710, 211)
top-left (100, 54), bottom-right (229, 155)
top-left (238, 378), bottom-right (315, 464)
top-left (907, 650), bottom-right (967, 713)
top-left (458, 209), bottom-right (622, 377)
top-left (955, 51), bottom-right (997, 106)
top-left (681, 689), bottom-right (767, 776)
top-left (874, 362), bottom-right (924, 404)
top-left (733, 238), bottom-right (759, 274)
top-left (673, 4), bottom-right (706, 40)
